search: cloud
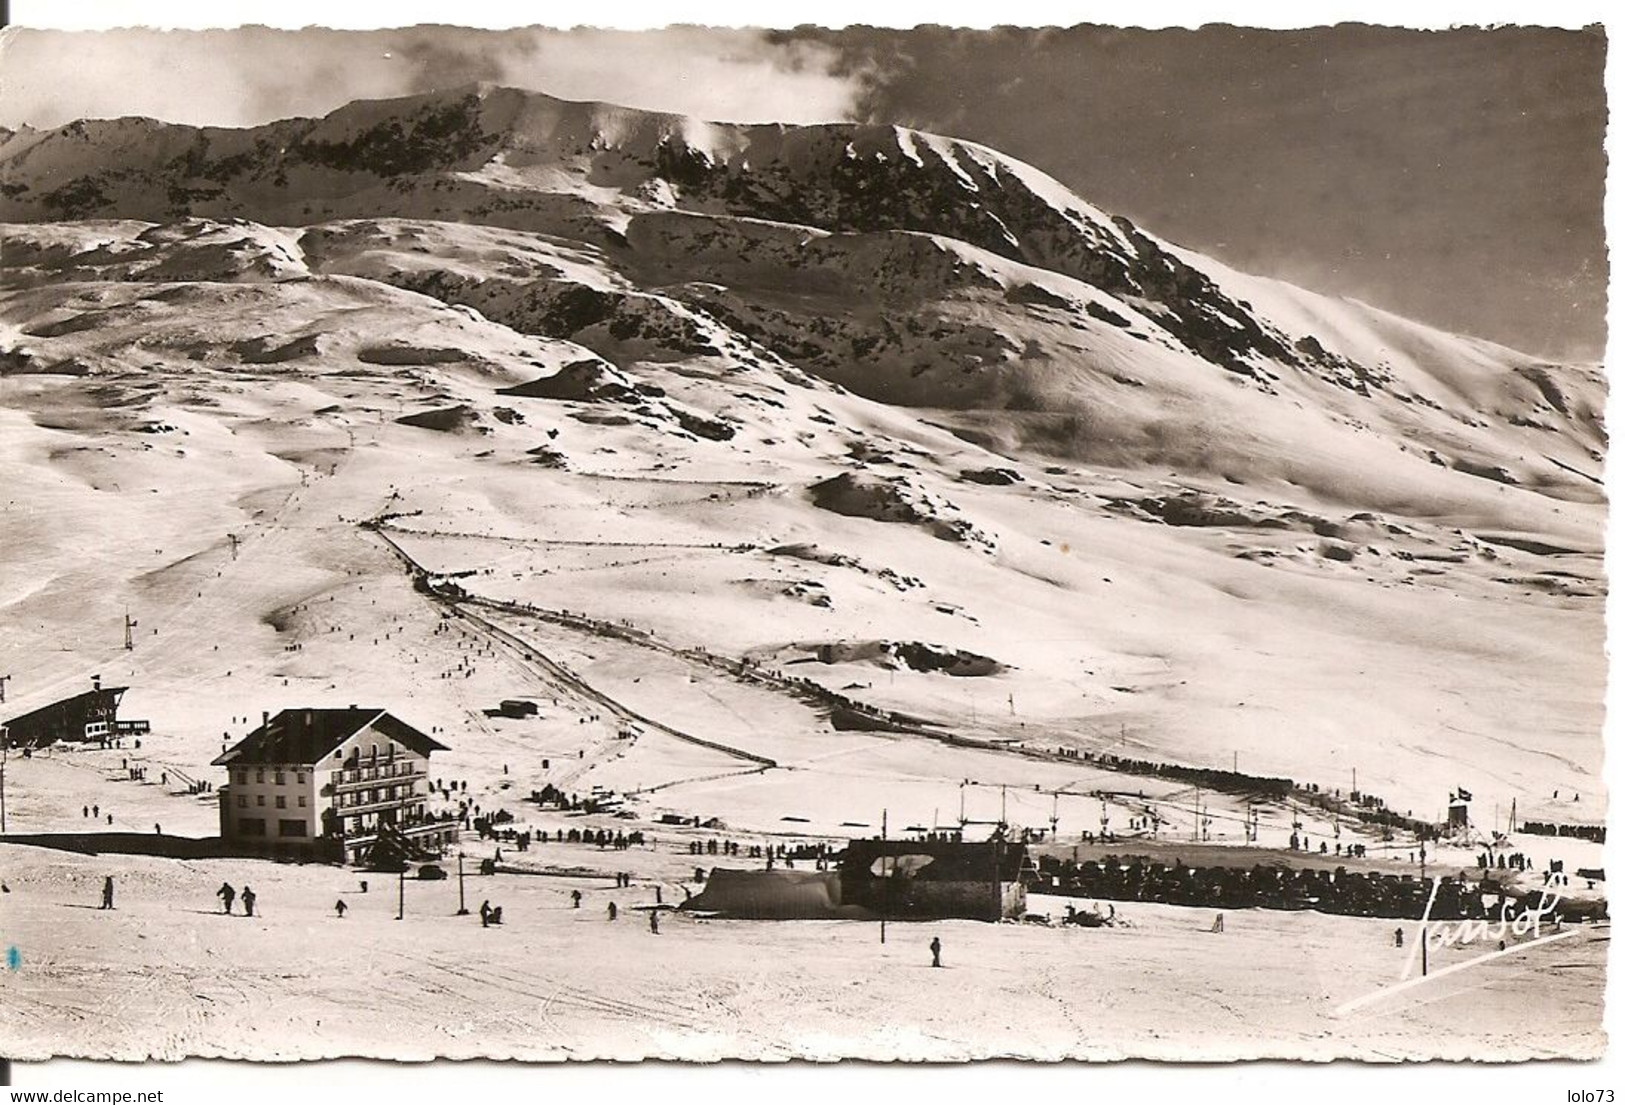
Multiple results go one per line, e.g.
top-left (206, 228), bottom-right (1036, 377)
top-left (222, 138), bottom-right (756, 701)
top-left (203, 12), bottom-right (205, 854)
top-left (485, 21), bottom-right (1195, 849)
top-left (0, 25), bottom-right (864, 130)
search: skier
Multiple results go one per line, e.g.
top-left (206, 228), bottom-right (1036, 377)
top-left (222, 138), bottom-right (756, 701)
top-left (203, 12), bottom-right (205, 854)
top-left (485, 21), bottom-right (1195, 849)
top-left (100, 876), bottom-right (115, 910)
top-left (649, 910), bottom-right (660, 935)
top-left (335, 900), bottom-right (348, 919)
top-left (607, 902), bottom-right (618, 921)
top-left (218, 882), bottom-right (236, 914)
top-left (241, 886), bottom-right (256, 917)
top-left (571, 889), bottom-right (582, 909)
top-left (929, 936), bottom-right (942, 968)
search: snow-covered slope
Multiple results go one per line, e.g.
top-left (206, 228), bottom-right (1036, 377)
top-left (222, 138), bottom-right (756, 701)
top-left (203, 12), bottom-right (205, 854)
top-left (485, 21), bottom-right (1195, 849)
top-left (0, 86), bottom-right (1605, 841)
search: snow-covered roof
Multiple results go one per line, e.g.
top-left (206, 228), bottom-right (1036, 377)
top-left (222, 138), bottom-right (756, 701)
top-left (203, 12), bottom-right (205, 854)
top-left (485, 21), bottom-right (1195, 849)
top-left (212, 708), bottom-right (447, 766)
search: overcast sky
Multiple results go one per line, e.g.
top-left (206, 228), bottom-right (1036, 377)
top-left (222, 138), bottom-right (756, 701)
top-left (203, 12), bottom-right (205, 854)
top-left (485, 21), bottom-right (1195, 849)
top-left (0, 23), bottom-right (1605, 360)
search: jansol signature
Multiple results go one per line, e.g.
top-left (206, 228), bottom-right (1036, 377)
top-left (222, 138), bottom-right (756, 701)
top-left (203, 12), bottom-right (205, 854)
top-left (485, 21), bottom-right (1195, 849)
top-left (1336, 874), bottom-right (1581, 1016)
top-left (1401, 873), bottom-right (1565, 981)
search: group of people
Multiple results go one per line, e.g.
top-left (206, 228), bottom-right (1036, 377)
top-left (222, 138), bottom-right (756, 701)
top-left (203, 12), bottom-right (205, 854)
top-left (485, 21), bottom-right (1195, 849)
top-left (82, 804), bottom-right (114, 825)
top-left (1286, 833), bottom-right (1369, 858)
top-left (1036, 852), bottom-right (1578, 921)
top-left (217, 881), bottom-right (258, 916)
top-left (116, 759), bottom-right (167, 787)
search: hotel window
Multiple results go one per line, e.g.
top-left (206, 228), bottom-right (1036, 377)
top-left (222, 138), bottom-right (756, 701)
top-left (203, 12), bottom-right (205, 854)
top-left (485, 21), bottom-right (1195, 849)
top-left (276, 796), bottom-right (286, 810)
top-left (237, 795), bottom-right (247, 808)
top-left (256, 769), bottom-right (265, 783)
top-left (275, 771), bottom-right (285, 785)
top-left (297, 771), bottom-right (305, 784)
top-left (256, 795), bottom-right (265, 807)
top-left (298, 796), bottom-right (307, 808)
top-left (234, 770), bottom-right (246, 785)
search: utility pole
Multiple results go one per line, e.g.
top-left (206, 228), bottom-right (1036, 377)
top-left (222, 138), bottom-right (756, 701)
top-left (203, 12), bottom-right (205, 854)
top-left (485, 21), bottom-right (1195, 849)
top-left (456, 852), bottom-right (469, 915)
top-left (999, 785), bottom-right (1007, 828)
top-left (1050, 791), bottom-right (1059, 841)
top-left (123, 611), bottom-right (137, 652)
top-left (1421, 910), bottom-right (1429, 978)
top-left (397, 868), bottom-right (405, 921)
top-left (880, 810), bottom-right (890, 945)
top-left (0, 674), bottom-right (10, 704)
top-left (958, 783), bottom-right (967, 829)
top-left (228, 533), bottom-right (239, 560)
top-left (990, 830), bottom-right (1003, 923)
top-left (1, 724), bottom-right (9, 834)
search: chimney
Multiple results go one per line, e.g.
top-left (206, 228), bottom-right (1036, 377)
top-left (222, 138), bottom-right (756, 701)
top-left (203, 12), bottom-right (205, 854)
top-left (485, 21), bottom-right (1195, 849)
top-left (92, 674), bottom-right (101, 691)
top-left (261, 710), bottom-right (269, 728)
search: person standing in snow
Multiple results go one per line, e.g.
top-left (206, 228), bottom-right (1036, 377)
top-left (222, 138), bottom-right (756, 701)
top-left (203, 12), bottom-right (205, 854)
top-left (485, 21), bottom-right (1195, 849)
top-left (607, 902), bottom-right (618, 921)
top-left (929, 936), bottom-right (942, 968)
top-left (335, 900), bottom-right (348, 919)
top-left (218, 882), bottom-right (236, 914)
top-left (241, 886), bottom-right (256, 917)
top-left (571, 889), bottom-right (582, 909)
top-left (479, 900), bottom-right (492, 928)
top-left (649, 910), bottom-right (660, 934)
top-left (100, 876), bottom-right (115, 910)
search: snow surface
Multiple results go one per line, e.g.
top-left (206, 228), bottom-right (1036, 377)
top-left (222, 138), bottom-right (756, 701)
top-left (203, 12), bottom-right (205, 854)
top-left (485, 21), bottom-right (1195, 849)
top-left (0, 86), bottom-right (1606, 1061)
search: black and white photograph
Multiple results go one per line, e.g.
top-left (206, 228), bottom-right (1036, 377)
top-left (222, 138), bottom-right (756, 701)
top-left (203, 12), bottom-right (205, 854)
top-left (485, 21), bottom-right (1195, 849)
top-left (0, 1), bottom-right (1613, 1084)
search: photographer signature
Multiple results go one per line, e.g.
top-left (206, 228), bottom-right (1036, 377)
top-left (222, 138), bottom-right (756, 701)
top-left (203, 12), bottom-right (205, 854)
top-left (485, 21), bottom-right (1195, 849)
top-left (1336, 874), bottom-right (1581, 1016)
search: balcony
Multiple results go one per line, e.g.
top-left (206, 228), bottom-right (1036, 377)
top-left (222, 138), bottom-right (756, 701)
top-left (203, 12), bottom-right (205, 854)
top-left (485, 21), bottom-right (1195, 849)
top-left (327, 764), bottom-right (426, 794)
top-left (333, 791), bottom-right (425, 815)
top-left (338, 819), bottom-right (460, 851)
